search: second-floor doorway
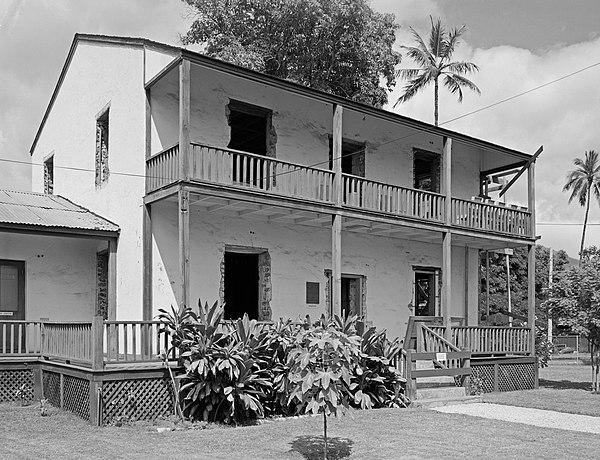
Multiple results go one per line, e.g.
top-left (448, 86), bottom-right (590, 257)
top-left (413, 149), bottom-right (440, 193)
top-left (329, 138), bottom-right (365, 177)
top-left (227, 100), bottom-right (274, 189)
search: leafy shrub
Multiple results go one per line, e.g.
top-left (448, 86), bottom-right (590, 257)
top-left (535, 327), bottom-right (552, 368)
top-left (159, 301), bottom-right (408, 425)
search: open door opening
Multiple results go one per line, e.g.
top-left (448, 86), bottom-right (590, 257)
top-left (224, 251), bottom-right (259, 320)
top-left (414, 269), bottom-right (439, 316)
top-left (0, 260), bottom-right (25, 352)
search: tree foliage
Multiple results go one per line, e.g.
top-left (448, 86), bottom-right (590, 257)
top-left (544, 246), bottom-right (600, 392)
top-left (158, 300), bottom-right (407, 426)
top-left (395, 16), bottom-right (480, 126)
top-left (479, 245), bottom-right (570, 322)
top-left (180, 0), bottom-right (401, 107)
top-left (563, 150), bottom-right (600, 259)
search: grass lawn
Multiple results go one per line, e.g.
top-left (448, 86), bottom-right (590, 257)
top-left (2, 402), bottom-right (600, 459)
top-left (483, 361), bottom-right (600, 416)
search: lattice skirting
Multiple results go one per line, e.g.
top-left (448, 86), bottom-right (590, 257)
top-left (0, 369), bottom-right (34, 403)
top-left (42, 370), bottom-right (91, 421)
top-left (102, 377), bottom-right (173, 425)
top-left (471, 361), bottom-right (536, 393)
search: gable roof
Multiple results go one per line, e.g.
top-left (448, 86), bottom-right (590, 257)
top-left (0, 189), bottom-right (119, 238)
top-left (30, 34), bottom-right (535, 162)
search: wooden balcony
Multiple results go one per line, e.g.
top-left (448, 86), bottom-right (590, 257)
top-left (146, 143), bottom-right (533, 238)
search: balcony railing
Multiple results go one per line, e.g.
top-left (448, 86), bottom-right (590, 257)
top-left (189, 143), bottom-right (334, 203)
top-left (343, 174), bottom-right (445, 222)
top-left (451, 198), bottom-right (531, 236)
top-left (146, 143), bottom-right (533, 237)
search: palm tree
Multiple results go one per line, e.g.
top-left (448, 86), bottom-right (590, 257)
top-left (563, 150), bottom-right (600, 261)
top-left (395, 17), bottom-right (480, 126)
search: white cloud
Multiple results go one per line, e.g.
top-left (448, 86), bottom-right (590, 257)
top-left (388, 34), bottom-right (600, 257)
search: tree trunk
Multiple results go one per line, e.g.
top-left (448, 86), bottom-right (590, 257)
top-left (434, 78), bottom-right (439, 126)
top-left (579, 185), bottom-right (591, 264)
top-left (323, 411), bottom-right (328, 459)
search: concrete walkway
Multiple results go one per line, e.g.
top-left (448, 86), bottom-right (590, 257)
top-left (433, 403), bottom-right (600, 434)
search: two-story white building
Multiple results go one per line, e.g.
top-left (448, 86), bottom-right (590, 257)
top-left (24, 34), bottom-right (538, 343)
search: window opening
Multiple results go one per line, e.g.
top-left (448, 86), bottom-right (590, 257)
top-left (341, 276), bottom-right (362, 318)
top-left (413, 268), bottom-right (440, 316)
top-left (224, 251), bottom-right (260, 320)
top-left (96, 250), bottom-right (109, 319)
top-left (329, 138), bottom-right (365, 177)
top-left (227, 100), bottom-right (273, 188)
top-left (413, 149), bottom-right (440, 192)
top-left (44, 156), bottom-right (54, 194)
top-left (95, 109), bottom-right (109, 186)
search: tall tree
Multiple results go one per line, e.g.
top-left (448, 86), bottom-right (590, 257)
top-left (180, 0), bottom-right (401, 108)
top-left (544, 246), bottom-right (600, 392)
top-left (395, 17), bottom-right (480, 126)
top-left (563, 150), bottom-right (600, 261)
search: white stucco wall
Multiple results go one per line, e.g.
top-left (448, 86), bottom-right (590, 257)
top-left (31, 40), bottom-right (149, 320)
top-left (151, 201), bottom-right (474, 340)
top-left (0, 233), bottom-right (97, 321)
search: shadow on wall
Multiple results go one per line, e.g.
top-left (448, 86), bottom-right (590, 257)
top-left (289, 435), bottom-right (353, 459)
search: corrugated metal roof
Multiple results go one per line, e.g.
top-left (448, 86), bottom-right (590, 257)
top-left (0, 190), bottom-right (119, 234)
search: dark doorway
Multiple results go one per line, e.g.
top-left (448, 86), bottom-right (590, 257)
top-left (414, 271), bottom-right (436, 316)
top-left (224, 252), bottom-right (259, 320)
top-left (329, 138), bottom-right (365, 177)
top-left (341, 276), bottom-right (362, 319)
top-left (96, 250), bottom-right (109, 319)
top-left (0, 260), bottom-right (25, 352)
top-left (413, 149), bottom-right (440, 192)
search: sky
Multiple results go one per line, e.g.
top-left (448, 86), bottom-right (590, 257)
top-left (2, 0), bottom-right (600, 257)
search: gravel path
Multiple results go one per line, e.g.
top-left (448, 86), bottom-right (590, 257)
top-left (434, 403), bottom-right (600, 434)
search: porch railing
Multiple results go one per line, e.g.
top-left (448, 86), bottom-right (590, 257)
top-left (42, 322), bottom-right (93, 364)
top-left (189, 143), bottom-right (335, 203)
top-left (451, 198), bottom-right (532, 236)
top-left (0, 321), bottom-right (43, 355)
top-left (145, 143), bottom-right (533, 237)
top-left (0, 318), bottom-right (175, 369)
top-left (146, 144), bottom-right (180, 192)
top-left (451, 326), bottom-right (530, 355)
top-left (343, 174), bottom-right (445, 222)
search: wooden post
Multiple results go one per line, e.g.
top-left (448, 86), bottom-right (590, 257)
top-left (527, 160), bottom-right (536, 239)
top-left (527, 244), bottom-right (536, 356)
top-left (443, 136), bottom-right (452, 224)
top-left (179, 59), bottom-right (191, 181)
top-left (442, 231), bottom-right (452, 341)
top-left (406, 349), bottom-right (416, 401)
top-left (91, 315), bottom-right (104, 371)
top-left (331, 215), bottom-right (342, 317)
top-left (107, 238), bottom-right (117, 321)
top-left (493, 362), bottom-right (499, 392)
top-left (178, 188), bottom-right (190, 308)
top-left (32, 363), bottom-right (42, 401)
top-left (142, 203), bottom-right (152, 357)
top-left (89, 378), bottom-right (102, 426)
top-left (461, 346), bottom-right (471, 393)
top-left (331, 103), bottom-right (343, 318)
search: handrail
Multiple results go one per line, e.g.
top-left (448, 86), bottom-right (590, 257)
top-left (342, 172), bottom-right (445, 199)
top-left (418, 323), bottom-right (461, 353)
top-left (191, 142), bottom-right (333, 175)
top-left (452, 325), bottom-right (530, 355)
top-left (451, 197), bottom-right (532, 236)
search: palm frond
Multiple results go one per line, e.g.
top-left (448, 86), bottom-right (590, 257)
top-left (401, 45), bottom-right (434, 68)
top-left (442, 74), bottom-right (480, 102)
top-left (444, 25), bottom-right (466, 60)
top-left (394, 72), bottom-right (432, 107)
top-left (443, 61), bottom-right (479, 74)
top-left (428, 16), bottom-right (444, 58)
top-left (395, 68), bottom-right (421, 80)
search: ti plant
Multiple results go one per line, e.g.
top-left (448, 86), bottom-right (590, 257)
top-left (287, 315), bottom-right (361, 459)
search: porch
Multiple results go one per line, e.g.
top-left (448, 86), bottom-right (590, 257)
top-left (146, 142), bottom-right (533, 239)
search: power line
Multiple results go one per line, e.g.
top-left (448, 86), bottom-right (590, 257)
top-left (3, 58), bottom-right (600, 184)
top-left (537, 222), bottom-right (600, 226)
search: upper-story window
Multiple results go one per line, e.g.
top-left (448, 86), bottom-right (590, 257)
top-left (227, 100), bottom-right (273, 156)
top-left (329, 138), bottom-right (365, 177)
top-left (413, 148), bottom-right (440, 193)
top-left (95, 109), bottom-right (109, 187)
top-left (43, 155), bottom-right (54, 194)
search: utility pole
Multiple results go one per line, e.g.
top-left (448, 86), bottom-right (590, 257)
top-left (548, 248), bottom-right (553, 344)
top-left (506, 252), bottom-right (512, 327)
